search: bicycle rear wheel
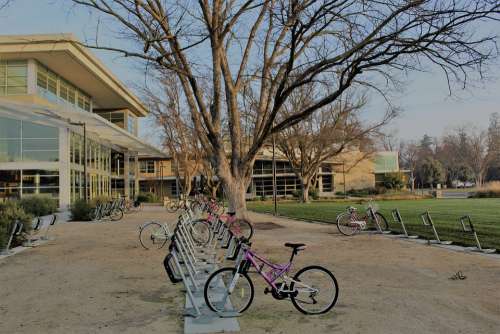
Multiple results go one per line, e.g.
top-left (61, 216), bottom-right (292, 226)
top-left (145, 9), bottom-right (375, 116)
top-left (204, 267), bottom-right (254, 314)
top-left (290, 265), bottom-right (339, 315)
top-left (140, 222), bottom-right (169, 249)
top-left (336, 212), bottom-right (358, 236)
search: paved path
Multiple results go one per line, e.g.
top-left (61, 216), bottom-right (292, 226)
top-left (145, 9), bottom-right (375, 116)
top-left (1, 207), bottom-right (499, 334)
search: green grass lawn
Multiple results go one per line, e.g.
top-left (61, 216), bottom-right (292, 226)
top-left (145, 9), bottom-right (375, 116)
top-left (247, 198), bottom-right (500, 250)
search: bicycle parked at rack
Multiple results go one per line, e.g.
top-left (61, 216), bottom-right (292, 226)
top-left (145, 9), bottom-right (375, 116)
top-left (90, 199), bottom-right (124, 222)
top-left (335, 203), bottom-right (389, 236)
top-left (204, 238), bottom-right (339, 315)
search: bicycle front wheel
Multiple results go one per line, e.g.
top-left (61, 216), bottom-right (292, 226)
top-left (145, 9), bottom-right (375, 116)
top-left (336, 212), bottom-right (358, 236)
top-left (190, 221), bottom-right (212, 246)
top-left (290, 265), bottom-right (339, 315)
top-left (371, 212), bottom-right (389, 231)
top-left (204, 268), bottom-right (254, 314)
top-left (140, 222), bottom-right (169, 250)
top-left (228, 219), bottom-right (254, 240)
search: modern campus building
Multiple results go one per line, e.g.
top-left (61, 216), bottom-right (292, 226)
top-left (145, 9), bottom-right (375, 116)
top-left (0, 34), bottom-right (167, 209)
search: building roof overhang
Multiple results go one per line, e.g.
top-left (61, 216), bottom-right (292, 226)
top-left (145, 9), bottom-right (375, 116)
top-left (0, 33), bottom-right (148, 117)
top-left (0, 100), bottom-right (167, 158)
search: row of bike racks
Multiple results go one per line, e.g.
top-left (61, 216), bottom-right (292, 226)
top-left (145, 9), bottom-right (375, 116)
top-left (1, 214), bottom-right (57, 256)
top-left (163, 207), bottom-right (242, 333)
top-left (390, 209), bottom-right (495, 254)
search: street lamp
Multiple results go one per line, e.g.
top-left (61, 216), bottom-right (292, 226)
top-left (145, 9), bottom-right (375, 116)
top-left (69, 121), bottom-right (88, 202)
top-left (272, 132), bottom-right (277, 216)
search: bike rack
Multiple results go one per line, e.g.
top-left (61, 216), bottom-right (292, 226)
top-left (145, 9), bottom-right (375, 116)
top-left (368, 207), bottom-right (391, 234)
top-left (458, 215), bottom-right (496, 254)
top-left (40, 214), bottom-right (57, 241)
top-left (420, 212), bottom-right (452, 245)
top-left (1, 220), bottom-right (24, 255)
top-left (165, 206), bottom-right (241, 333)
top-left (391, 209), bottom-right (418, 239)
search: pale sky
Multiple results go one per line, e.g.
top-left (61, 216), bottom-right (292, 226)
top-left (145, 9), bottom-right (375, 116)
top-left (1, 0), bottom-right (499, 146)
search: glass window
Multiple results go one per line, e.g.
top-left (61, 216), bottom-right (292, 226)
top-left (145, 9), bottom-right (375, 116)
top-left (22, 150), bottom-right (59, 162)
top-left (0, 60), bottom-right (28, 95)
top-left (0, 139), bottom-right (21, 162)
top-left (0, 117), bottom-right (21, 138)
top-left (23, 121), bottom-right (58, 139)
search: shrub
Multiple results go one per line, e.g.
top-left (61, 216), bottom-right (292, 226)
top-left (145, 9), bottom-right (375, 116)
top-left (309, 188), bottom-right (320, 200)
top-left (136, 192), bottom-right (159, 203)
top-left (0, 201), bottom-right (33, 249)
top-left (260, 194), bottom-right (267, 201)
top-left (19, 195), bottom-right (58, 217)
top-left (70, 199), bottom-right (93, 221)
top-left (382, 173), bottom-right (405, 190)
top-left (471, 181), bottom-right (500, 198)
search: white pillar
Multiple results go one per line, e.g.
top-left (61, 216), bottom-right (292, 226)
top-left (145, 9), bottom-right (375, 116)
top-left (59, 127), bottom-right (71, 209)
top-left (124, 152), bottom-right (130, 199)
top-left (134, 155), bottom-right (139, 198)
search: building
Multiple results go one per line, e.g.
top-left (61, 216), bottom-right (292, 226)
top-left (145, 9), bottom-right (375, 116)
top-left (0, 34), bottom-right (167, 209)
top-left (137, 149), bottom-right (403, 199)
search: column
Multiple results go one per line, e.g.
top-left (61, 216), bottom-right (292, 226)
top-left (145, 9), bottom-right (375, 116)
top-left (124, 151), bottom-right (130, 199)
top-left (58, 127), bottom-right (71, 209)
top-left (134, 155), bottom-right (139, 198)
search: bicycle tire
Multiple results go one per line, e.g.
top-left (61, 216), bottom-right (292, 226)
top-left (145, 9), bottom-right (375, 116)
top-left (336, 212), bottom-right (358, 236)
top-left (290, 265), bottom-right (339, 315)
top-left (204, 267), bottom-right (254, 314)
top-left (190, 220), bottom-right (212, 246)
top-left (166, 202), bottom-right (178, 213)
top-left (228, 219), bottom-right (254, 241)
top-left (110, 208), bottom-right (123, 221)
top-left (139, 222), bottom-right (169, 250)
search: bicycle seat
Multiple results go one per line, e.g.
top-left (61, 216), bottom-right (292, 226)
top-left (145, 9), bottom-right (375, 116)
top-left (284, 242), bottom-right (306, 251)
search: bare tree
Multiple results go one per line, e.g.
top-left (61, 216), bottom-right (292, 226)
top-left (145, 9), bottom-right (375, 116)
top-left (144, 75), bottom-right (201, 198)
top-left (68, 0), bottom-right (499, 216)
top-left (399, 140), bottom-right (419, 191)
top-left (276, 87), bottom-right (393, 202)
top-left (466, 129), bottom-right (492, 187)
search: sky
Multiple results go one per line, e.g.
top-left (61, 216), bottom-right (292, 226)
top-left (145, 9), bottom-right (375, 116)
top-left (1, 0), bottom-right (499, 147)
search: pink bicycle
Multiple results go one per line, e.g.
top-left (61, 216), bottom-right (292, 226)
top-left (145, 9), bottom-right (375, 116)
top-left (204, 240), bottom-right (339, 315)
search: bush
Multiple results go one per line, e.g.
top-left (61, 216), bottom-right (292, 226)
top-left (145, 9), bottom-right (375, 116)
top-left (0, 201), bottom-right (33, 249)
top-left (260, 194), bottom-right (267, 201)
top-left (19, 195), bottom-right (58, 217)
top-left (471, 181), bottom-right (500, 198)
top-left (136, 192), bottom-right (159, 203)
top-left (309, 188), bottom-right (320, 200)
top-left (70, 199), bottom-right (93, 221)
top-left (382, 173), bottom-right (405, 190)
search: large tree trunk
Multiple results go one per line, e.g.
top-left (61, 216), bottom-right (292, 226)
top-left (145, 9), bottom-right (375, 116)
top-left (301, 181), bottom-right (310, 203)
top-left (223, 178), bottom-right (249, 218)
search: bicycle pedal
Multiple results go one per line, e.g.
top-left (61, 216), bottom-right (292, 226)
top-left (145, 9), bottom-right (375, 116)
top-left (264, 287), bottom-right (271, 295)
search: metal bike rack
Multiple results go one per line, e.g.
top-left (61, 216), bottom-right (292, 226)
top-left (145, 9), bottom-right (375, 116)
top-left (420, 211), bottom-right (452, 245)
top-left (1, 220), bottom-right (24, 255)
top-left (166, 207), bottom-right (240, 333)
top-left (40, 214), bottom-right (57, 241)
top-left (459, 215), bottom-right (496, 254)
top-left (391, 209), bottom-right (418, 239)
top-left (368, 207), bottom-right (391, 234)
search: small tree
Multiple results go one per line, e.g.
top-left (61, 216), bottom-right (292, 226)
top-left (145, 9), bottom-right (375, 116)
top-left (419, 157), bottom-right (445, 188)
top-left (144, 75), bottom-right (201, 198)
top-left (276, 87), bottom-right (393, 202)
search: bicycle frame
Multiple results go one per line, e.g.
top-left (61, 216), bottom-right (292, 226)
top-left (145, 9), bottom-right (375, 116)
top-left (243, 248), bottom-right (292, 290)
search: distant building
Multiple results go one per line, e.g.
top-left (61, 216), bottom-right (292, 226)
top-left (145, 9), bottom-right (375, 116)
top-left (137, 149), bottom-right (404, 199)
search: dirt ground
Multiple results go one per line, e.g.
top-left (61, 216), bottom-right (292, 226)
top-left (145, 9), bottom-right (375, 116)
top-left (1, 206), bottom-right (499, 334)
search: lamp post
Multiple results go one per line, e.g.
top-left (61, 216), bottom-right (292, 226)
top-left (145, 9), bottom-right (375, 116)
top-left (342, 161), bottom-right (347, 199)
top-left (70, 122), bottom-right (88, 202)
top-left (272, 133), bottom-right (277, 216)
